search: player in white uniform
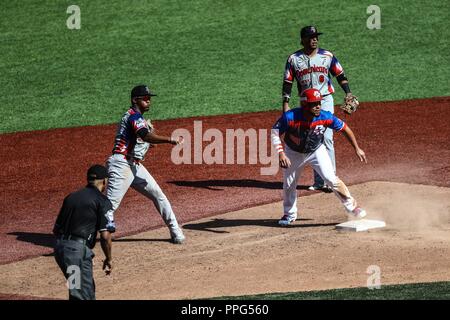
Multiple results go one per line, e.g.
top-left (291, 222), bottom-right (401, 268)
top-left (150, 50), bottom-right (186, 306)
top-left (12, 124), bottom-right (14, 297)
top-left (272, 88), bottom-right (367, 226)
top-left (282, 26), bottom-right (357, 191)
top-left (105, 85), bottom-right (185, 244)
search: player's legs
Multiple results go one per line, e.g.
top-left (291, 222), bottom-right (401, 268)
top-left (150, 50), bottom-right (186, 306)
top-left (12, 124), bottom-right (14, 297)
top-left (105, 154), bottom-right (135, 230)
top-left (313, 94), bottom-right (336, 188)
top-left (281, 146), bottom-right (307, 222)
top-left (131, 164), bottom-right (184, 242)
top-left (309, 145), bottom-right (359, 213)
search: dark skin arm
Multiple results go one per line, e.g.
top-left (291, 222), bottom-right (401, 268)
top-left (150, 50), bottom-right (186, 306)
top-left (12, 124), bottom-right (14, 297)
top-left (100, 230), bottom-right (113, 275)
top-left (141, 131), bottom-right (184, 145)
top-left (338, 79), bottom-right (353, 99)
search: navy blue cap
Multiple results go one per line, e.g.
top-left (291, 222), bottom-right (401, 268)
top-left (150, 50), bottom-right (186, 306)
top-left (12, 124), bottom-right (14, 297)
top-left (300, 26), bottom-right (323, 38)
top-left (131, 85), bottom-right (157, 99)
top-left (87, 164), bottom-right (108, 181)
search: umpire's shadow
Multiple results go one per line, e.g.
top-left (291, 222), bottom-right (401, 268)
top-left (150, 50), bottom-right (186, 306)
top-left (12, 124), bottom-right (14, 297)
top-left (8, 232), bottom-right (55, 248)
top-left (182, 218), bottom-right (338, 233)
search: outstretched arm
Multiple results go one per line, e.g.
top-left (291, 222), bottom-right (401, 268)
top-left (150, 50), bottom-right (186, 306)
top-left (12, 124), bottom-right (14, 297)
top-left (342, 126), bottom-right (367, 163)
top-left (141, 131), bottom-right (183, 145)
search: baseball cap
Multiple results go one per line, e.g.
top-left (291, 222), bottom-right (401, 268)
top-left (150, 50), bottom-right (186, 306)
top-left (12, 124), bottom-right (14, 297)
top-left (300, 26), bottom-right (323, 38)
top-left (131, 84), bottom-right (157, 99)
top-left (300, 88), bottom-right (322, 103)
top-left (87, 164), bottom-right (108, 181)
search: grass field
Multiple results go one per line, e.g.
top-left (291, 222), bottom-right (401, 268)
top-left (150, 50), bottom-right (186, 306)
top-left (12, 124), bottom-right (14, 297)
top-left (211, 281), bottom-right (450, 300)
top-left (1, 0), bottom-right (449, 133)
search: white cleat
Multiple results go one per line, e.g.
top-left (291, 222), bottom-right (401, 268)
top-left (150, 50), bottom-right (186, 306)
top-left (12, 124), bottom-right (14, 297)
top-left (171, 234), bottom-right (185, 244)
top-left (348, 206), bottom-right (367, 219)
top-left (278, 215), bottom-right (296, 226)
top-left (170, 228), bottom-right (186, 244)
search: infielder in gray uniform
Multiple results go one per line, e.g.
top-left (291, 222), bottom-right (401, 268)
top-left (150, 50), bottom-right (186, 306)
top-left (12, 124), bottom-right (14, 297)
top-left (282, 26), bottom-right (358, 191)
top-left (106, 84), bottom-right (185, 244)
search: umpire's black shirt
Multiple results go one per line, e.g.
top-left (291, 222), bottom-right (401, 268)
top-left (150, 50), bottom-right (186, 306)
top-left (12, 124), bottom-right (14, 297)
top-left (53, 185), bottom-right (113, 249)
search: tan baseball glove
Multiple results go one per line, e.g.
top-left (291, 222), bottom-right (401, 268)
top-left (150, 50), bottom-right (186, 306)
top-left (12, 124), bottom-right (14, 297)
top-left (340, 93), bottom-right (359, 114)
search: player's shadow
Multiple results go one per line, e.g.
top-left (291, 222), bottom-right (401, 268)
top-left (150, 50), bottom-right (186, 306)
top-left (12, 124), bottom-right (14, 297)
top-left (8, 232), bottom-right (55, 249)
top-left (168, 179), bottom-right (312, 191)
top-left (182, 218), bottom-right (337, 233)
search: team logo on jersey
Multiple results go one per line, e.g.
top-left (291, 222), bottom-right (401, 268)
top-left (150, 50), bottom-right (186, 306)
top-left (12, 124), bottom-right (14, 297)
top-left (313, 125), bottom-right (326, 135)
top-left (135, 118), bottom-right (147, 130)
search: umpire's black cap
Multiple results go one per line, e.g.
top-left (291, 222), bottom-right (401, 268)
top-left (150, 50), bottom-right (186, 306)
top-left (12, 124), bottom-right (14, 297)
top-left (131, 84), bottom-right (157, 99)
top-left (300, 26), bottom-right (323, 38)
top-left (87, 164), bottom-right (108, 181)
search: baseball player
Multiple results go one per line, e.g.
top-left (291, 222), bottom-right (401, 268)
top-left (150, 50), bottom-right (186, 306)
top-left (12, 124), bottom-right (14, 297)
top-left (105, 84), bottom-right (186, 244)
top-left (272, 88), bottom-right (367, 226)
top-left (282, 26), bottom-right (359, 191)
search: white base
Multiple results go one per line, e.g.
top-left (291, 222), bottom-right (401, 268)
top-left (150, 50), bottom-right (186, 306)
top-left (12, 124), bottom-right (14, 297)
top-left (335, 219), bottom-right (386, 232)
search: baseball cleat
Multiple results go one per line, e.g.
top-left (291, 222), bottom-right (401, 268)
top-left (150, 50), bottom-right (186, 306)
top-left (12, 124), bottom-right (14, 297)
top-left (278, 215), bottom-right (296, 226)
top-left (171, 233), bottom-right (185, 244)
top-left (348, 206), bottom-right (367, 218)
top-left (308, 185), bottom-right (332, 192)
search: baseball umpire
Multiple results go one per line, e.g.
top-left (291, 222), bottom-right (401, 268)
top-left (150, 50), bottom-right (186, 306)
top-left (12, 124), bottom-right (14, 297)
top-left (53, 164), bottom-right (114, 300)
top-left (281, 26), bottom-right (360, 191)
top-left (105, 84), bottom-right (185, 244)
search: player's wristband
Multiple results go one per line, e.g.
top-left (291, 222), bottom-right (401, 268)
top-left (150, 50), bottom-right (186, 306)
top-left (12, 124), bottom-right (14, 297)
top-left (282, 96), bottom-right (290, 103)
top-left (275, 145), bottom-right (284, 153)
top-left (341, 82), bottom-right (351, 95)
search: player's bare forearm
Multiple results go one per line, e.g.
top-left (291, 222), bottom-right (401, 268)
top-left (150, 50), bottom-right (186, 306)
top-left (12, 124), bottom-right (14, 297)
top-left (282, 101), bottom-right (290, 113)
top-left (100, 231), bottom-right (113, 275)
top-left (342, 126), bottom-right (367, 163)
top-left (144, 132), bottom-right (183, 145)
top-left (100, 231), bottom-right (112, 262)
top-left (342, 126), bottom-right (359, 149)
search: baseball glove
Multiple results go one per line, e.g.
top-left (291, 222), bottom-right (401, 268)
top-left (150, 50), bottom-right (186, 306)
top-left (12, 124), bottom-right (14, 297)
top-left (340, 93), bottom-right (359, 114)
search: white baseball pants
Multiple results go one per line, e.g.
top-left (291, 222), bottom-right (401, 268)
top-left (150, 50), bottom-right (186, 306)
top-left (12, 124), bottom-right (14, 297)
top-left (105, 153), bottom-right (182, 236)
top-left (313, 94), bottom-right (336, 186)
top-left (283, 144), bottom-right (357, 219)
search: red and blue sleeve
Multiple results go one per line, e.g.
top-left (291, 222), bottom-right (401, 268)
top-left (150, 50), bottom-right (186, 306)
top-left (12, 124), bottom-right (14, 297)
top-left (329, 55), bottom-right (344, 77)
top-left (330, 115), bottom-right (347, 131)
top-left (130, 114), bottom-right (149, 138)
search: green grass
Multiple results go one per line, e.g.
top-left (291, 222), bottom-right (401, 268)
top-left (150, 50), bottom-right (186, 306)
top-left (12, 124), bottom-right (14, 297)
top-left (210, 281), bottom-right (450, 300)
top-left (1, 0), bottom-right (449, 133)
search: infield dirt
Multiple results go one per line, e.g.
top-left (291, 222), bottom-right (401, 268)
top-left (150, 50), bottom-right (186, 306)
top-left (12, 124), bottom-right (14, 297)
top-left (1, 181), bottom-right (449, 299)
top-left (1, 97), bottom-right (449, 299)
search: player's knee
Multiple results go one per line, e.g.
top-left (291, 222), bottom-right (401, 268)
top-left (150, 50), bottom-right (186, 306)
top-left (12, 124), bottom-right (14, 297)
top-left (323, 176), bottom-right (338, 187)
